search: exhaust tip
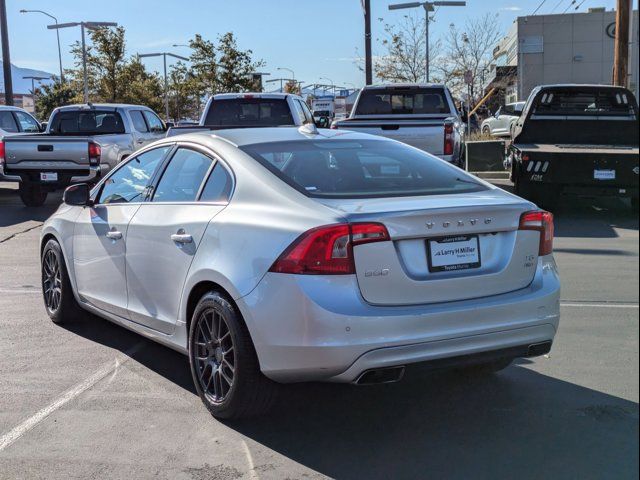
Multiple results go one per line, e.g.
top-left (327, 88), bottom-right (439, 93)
top-left (355, 366), bottom-right (405, 385)
top-left (527, 341), bottom-right (552, 357)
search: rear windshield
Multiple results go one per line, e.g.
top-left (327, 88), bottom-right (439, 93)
top-left (240, 139), bottom-right (486, 199)
top-left (49, 110), bottom-right (125, 135)
top-left (532, 89), bottom-right (637, 117)
top-left (355, 88), bottom-right (451, 115)
top-left (203, 98), bottom-right (294, 127)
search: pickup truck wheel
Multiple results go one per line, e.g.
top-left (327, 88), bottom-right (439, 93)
top-left (188, 291), bottom-right (278, 419)
top-left (41, 239), bottom-right (83, 324)
top-left (19, 183), bottom-right (48, 207)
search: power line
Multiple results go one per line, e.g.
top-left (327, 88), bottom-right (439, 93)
top-left (531, 0), bottom-right (548, 15)
top-left (573, 0), bottom-right (588, 11)
top-left (550, 0), bottom-right (567, 13)
top-left (563, 0), bottom-right (577, 13)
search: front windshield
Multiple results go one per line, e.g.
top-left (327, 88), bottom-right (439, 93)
top-left (240, 139), bottom-right (486, 199)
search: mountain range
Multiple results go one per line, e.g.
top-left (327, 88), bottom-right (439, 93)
top-left (0, 61), bottom-right (55, 94)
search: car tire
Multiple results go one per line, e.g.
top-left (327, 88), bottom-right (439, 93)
top-left (457, 358), bottom-right (513, 376)
top-left (41, 239), bottom-right (83, 324)
top-left (19, 183), bottom-right (48, 207)
top-left (482, 125), bottom-right (491, 135)
top-left (188, 291), bottom-right (278, 419)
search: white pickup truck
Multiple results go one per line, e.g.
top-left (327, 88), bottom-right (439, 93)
top-left (332, 84), bottom-right (465, 167)
top-left (0, 103), bottom-right (167, 206)
top-left (167, 92), bottom-right (316, 137)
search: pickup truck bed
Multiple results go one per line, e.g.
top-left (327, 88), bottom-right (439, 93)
top-left (509, 85), bottom-right (639, 210)
top-left (332, 84), bottom-right (464, 167)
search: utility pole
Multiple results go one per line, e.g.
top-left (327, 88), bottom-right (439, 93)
top-left (138, 52), bottom-right (189, 121)
top-left (48, 21), bottom-right (118, 103)
top-left (389, 1), bottom-right (466, 83)
top-left (612, 0), bottom-right (631, 87)
top-left (0, 0), bottom-right (14, 106)
top-left (363, 0), bottom-right (373, 85)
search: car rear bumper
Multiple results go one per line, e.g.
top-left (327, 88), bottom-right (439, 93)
top-left (237, 255), bottom-right (560, 383)
top-left (0, 164), bottom-right (102, 187)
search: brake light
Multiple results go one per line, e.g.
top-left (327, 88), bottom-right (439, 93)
top-left (521, 153), bottom-right (530, 162)
top-left (443, 122), bottom-right (454, 156)
top-left (330, 123), bottom-right (338, 129)
top-left (269, 222), bottom-right (390, 275)
top-left (519, 210), bottom-right (554, 256)
top-left (88, 141), bottom-right (101, 166)
top-left (0, 141), bottom-right (4, 166)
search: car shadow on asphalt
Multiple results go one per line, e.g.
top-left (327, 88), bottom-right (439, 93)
top-left (61, 313), bottom-right (639, 480)
top-left (0, 186), bottom-right (62, 228)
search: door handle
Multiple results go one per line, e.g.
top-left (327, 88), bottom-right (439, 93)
top-left (171, 230), bottom-right (193, 244)
top-left (106, 230), bottom-right (122, 240)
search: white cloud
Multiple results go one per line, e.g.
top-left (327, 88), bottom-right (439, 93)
top-left (500, 6), bottom-right (522, 11)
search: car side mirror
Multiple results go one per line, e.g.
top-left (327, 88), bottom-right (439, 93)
top-left (63, 183), bottom-right (92, 206)
top-left (40, 122), bottom-right (47, 132)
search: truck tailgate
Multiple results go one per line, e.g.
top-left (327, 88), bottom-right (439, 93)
top-left (516, 143), bottom-right (639, 187)
top-left (335, 118), bottom-right (445, 155)
top-left (4, 136), bottom-right (91, 171)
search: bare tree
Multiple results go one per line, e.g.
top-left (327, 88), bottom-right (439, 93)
top-left (435, 13), bottom-right (502, 101)
top-left (355, 15), bottom-right (441, 84)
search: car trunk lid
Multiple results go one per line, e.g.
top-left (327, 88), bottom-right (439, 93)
top-left (317, 191), bottom-right (541, 306)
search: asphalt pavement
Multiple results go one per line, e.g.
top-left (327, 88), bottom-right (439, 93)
top-left (0, 181), bottom-right (638, 480)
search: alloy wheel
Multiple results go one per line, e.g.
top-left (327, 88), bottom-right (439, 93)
top-left (194, 308), bottom-right (236, 404)
top-left (43, 249), bottom-right (62, 313)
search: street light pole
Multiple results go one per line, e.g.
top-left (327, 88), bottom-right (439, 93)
top-left (48, 21), bottom-right (118, 103)
top-left (320, 76), bottom-right (334, 96)
top-left (23, 75), bottom-right (49, 107)
top-left (20, 10), bottom-right (64, 82)
top-left (138, 52), bottom-right (189, 121)
top-left (388, 1), bottom-right (466, 83)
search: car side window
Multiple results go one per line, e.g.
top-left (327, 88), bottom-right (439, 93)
top-left (200, 163), bottom-right (232, 202)
top-left (292, 100), bottom-right (308, 124)
top-left (299, 100), bottom-right (314, 124)
top-left (130, 110), bottom-right (149, 133)
top-left (142, 111), bottom-right (165, 133)
top-left (0, 111), bottom-right (19, 133)
top-left (14, 111), bottom-right (40, 132)
top-left (152, 148), bottom-right (213, 202)
top-left (98, 146), bottom-right (170, 204)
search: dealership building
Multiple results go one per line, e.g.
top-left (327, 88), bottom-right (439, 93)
top-left (486, 7), bottom-right (639, 104)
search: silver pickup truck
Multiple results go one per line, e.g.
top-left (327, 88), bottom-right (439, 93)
top-left (166, 93), bottom-right (314, 137)
top-left (332, 84), bottom-right (465, 167)
top-left (0, 103), bottom-right (167, 206)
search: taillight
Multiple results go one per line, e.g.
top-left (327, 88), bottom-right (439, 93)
top-left (88, 141), bottom-right (101, 166)
top-left (0, 141), bottom-right (5, 166)
top-left (269, 222), bottom-right (390, 275)
top-left (330, 123), bottom-right (338, 129)
top-left (521, 153), bottom-right (530, 162)
top-left (519, 210), bottom-right (554, 256)
top-left (443, 122), bottom-right (454, 156)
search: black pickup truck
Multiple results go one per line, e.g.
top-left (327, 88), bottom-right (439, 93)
top-left (507, 85), bottom-right (639, 211)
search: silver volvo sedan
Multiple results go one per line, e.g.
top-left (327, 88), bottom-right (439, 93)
top-left (40, 125), bottom-right (560, 419)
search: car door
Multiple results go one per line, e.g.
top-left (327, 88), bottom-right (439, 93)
top-left (125, 146), bottom-right (233, 334)
top-left (128, 110), bottom-right (156, 149)
top-left (72, 146), bottom-right (171, 317)
top-left (496, 104), bottom-right (514, 134)
top-left (142, 110), bottom-right (167, 142)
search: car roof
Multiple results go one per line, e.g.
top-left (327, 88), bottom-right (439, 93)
top-left (0, 105), bottom-right (27, 112)
top-left (187, 126), bottom-right (384, 147)
top-left (363, 83), bottom-right (446, 89)
top-left (54, 103), bottom-right (153, 112)
top-left (212, 92), bottom-right (301, 100)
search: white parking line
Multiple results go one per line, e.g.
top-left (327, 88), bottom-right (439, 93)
top-left (561, 302), bottom-right (639, 309)
top-left (0, 342), bottom-right (144, 452)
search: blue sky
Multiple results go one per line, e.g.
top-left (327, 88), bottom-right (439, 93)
top-left (9, 0), bottom-right (623, 87)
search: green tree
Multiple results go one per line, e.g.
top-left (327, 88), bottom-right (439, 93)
top-left (216, 32), bottom-right (264, 93)
top-left (188, 34), bottom-right (218, 96)
top-left (168, 61), bottom-right (199, 120)
top-left (35, 77), bottom-right (77, 121)
top-left (283, 79), bottom-right (300, 95)
top-left (120, 57), bottom-right (164, 113)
